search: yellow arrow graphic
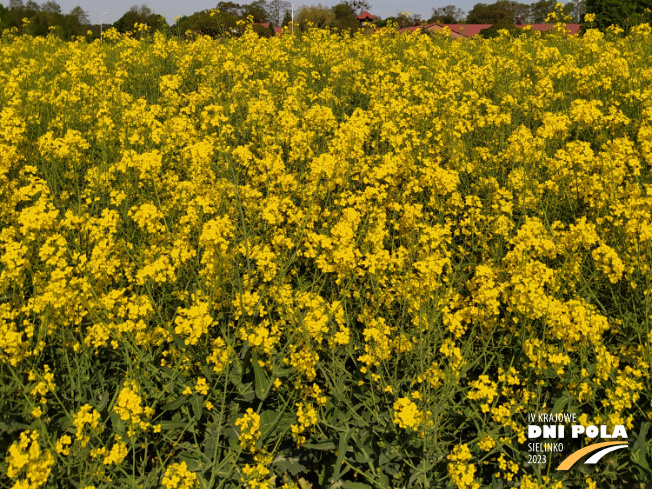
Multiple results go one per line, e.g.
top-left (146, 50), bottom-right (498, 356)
top-left (557, 441), bottom-right (628, 471)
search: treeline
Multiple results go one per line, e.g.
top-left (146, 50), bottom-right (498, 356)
top-left (380, 1), bottom-right (584, 26)
top-left (427, 0), bottom-right (652, 30)
top-left (0, 0), bottom-right (651, 40)
top-left (0, 0), bottom-right (90, 38)
top-left (464, 0), bottom-right (584, 24)
top-left (0, 0), bottom-right (373, 39)
top-left (175, 0), bottom-right (372, 37)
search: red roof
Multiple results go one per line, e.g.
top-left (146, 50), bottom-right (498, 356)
top-left (398, 23), bottom-right (581, 37)
top-left (357, 11), bottom-right (375, 21)
top-left (441, 24), bottom-right (492, 37)
top-left (398, 24), bottom-right (491, 36)
top-left (397, 24), bottom-right (465, 38)
top-left (516, 23), bottom-right (581, 35)
top-left (397, 25), bottom-right (421, 32)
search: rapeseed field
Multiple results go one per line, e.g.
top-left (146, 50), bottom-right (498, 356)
top-left (1, 18), bottom-right (652, 489)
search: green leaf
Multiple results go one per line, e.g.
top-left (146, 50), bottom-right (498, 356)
top-left (236, 382), bottom-right (255, 402)
top-left (159, 366), bottom-right (176, 377)
top-left (273, 455), bottom-right (306, 476)
top-left (383, 462), bottom-right (400, 476)
top-left (252, 352), bottom-right (270, 400)
top-left (160, 420), bottom-right (190, 431)
top-left (0, 421), bottom-right (32, 434)
top-left (550, 392), bottom-right (570, 414)
top-left (409, 467), bottom-right (427, 486)
top-left (271, 363), bottom-right (291, 378)
top-left (634, 422), bottom-right (650, 452)
top-left (211, 460), bottom-right (235, 478)
top-left (223, 427), bottom-right (239, 440)
top-left (96, 390), bottom-right (109, 411)
top-left (260, 410), bottom-right (293, 440)
top-left (332, 428), bottom-right (351, 482)
top-left (230, 357), bottom-right (244, 386)
top-left (171, 331), bottom-right (188, 351)
top-left (342, 482), bottom-right (372, 489)
top-left (378, 474), bottom-right (390, 487)
top-left (304, 441), bottom-right (336, 450)
top-left (202, 363), bottom-right (213, 381)
top-left (318, 463), bottom-right (328, 486)
top-left (263, 411), bottom-right (296, 441)
top-left (543, 368), bottom-right (559, 379)
top-left (191, 395), bottom-right (203, 421)
top-left (632, 448), bottom-right (650, 471)
top-left (117, 476), bottom-right (139, 486)
top-left (355, 451), bottom-right (370, 464)
top-left (179, 452), bottom-right (207, 472)
top-left (109, 411), bottom-right (126, 436)
top-left (240, 341), bottom-right (250, 359)
top-left (162, 397), bottom-right (188, 411)
top-left (202, 426), bottom-right (218, 460)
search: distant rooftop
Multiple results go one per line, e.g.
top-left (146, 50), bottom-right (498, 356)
top-left (357, 11), bottom-right (375, 21)
top-left (398, 23), bottom-right (581, 37)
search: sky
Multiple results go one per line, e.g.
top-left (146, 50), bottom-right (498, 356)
top-left (2, 0), bottom-right (483, 26)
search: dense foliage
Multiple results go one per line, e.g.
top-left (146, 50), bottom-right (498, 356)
top-left (0, 1), bottom-right (88, 39)
top-left (113, 5), bottom-right (168, 34)
top-left (586, 0), bottom-right (652, 30)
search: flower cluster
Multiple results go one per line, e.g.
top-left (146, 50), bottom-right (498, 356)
top-left (1, 18), bottom-right (650, 488)
top-left (235, 408), bottom-right (262, 453)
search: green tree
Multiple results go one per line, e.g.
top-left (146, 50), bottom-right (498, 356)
top-left (281, 9), bottom-right (291, 27)
top-left (479, 16), bottom-right (518, 36)
top-left (266, 0), bottom-right (290, 26)
top-left (370, 16), bottom-right (386, 27)
top-left (564, 0), bottom-right (586, 22)
top-left (429, 5), bottom-right (465, 23)
top-left (24, 0), bottom-right (39, 13)
top-left (59, 9), bottom-right (87, 37)
top-left (466, 1), bottom-right (512, 23)
top-left (343, 0), bottom-right (371, 15)
top-left (113, 4), bottom-right (167, 33)
top-left (466, 1), bottom-right (529, 23)
top-left (41, 0), bottom-right (61, 14)
top-left (243, 0), bottom-right (268, 22)
top-left (251, 22), bottom-right (274, 36)
top-left (69, 5), bottom-right (89, 26)
top-left (585, 0), bottom-right (651, 29)
top-left (215, 1), bottom-right (243, 17)
top-left (393, 11), bottom-right (421, 27)
top-left (297, 3), bottom-right (335, 29)
top-left (513, 2), bottom-right (531, 22)
top-left (0, 0), bottom-right (86, 37)
top-left (176, 9), bottom-right (237, 37)
top-left (0, 3), bottom-right (16, 30)
top-left (529, 0), bottom-right (555, 22)
top-left (332, 2), bottom-right (359, 30)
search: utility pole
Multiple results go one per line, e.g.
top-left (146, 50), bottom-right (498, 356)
top-left (100, 11), bottom-right (108, 42)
